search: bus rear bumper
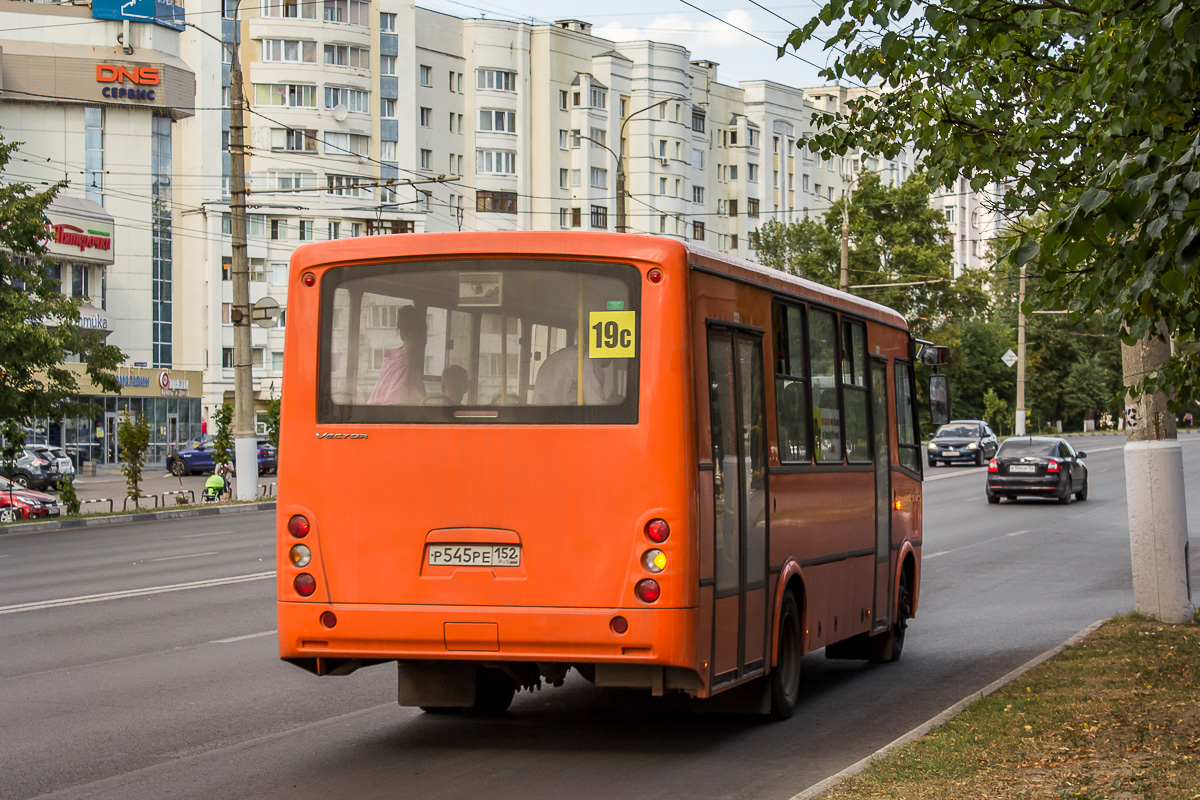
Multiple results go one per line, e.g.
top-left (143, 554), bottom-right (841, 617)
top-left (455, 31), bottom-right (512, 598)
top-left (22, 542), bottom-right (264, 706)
top-left (277, 601), bottom-right (696, 668)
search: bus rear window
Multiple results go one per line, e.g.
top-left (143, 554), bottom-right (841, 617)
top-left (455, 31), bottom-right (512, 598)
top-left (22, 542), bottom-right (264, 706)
top-left (318, 259), bottom-right (640, 424)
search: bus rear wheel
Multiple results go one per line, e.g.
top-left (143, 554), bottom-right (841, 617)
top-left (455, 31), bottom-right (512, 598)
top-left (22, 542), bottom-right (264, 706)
top-left (770, 592), bottom-right (802, 720)
top-left (870, 572), bottom-right (911, 663)
top-left (472, 667), bottom-right (516, 715)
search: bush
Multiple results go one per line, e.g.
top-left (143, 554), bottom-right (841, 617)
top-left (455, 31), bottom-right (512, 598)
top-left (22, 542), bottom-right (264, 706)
top-left (58, 475), bottom-right (82, 515)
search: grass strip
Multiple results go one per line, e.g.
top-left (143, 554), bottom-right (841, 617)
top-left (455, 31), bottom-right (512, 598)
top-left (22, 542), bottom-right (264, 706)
top-left (819, 613), bottom-right (1200, 800)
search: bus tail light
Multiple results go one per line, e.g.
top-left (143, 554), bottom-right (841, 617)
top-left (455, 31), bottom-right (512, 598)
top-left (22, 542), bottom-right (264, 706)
top-left (290, 544), bottom-right (312, 567)
top-left (320, 611), bottom-right (337, 628)
top-left (647, 268), bottom-right (664, 284)
top-left (294, 573), bottom-right (316, 597)
top-left (288, 515), bottom-right (310, 538)
top-left (645, 518), bottom-right (670, 543)
top-left (635, 579), bottom-right (660, 603)
top-left (642, 549), bottom-right (667, 573)
top-left (610, 616), bottom-right (628, 634)
top-left (1047, 460), bottom-right (1060, 473)
top-left (988, 458), bottom-right (998, 472)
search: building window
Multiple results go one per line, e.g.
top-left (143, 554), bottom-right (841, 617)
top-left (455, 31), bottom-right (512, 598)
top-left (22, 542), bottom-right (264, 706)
top-left (729, 165), bottom-right (738, 180)
top-left (323, 86), bottom-right (369, 113)
top-left (659, 178), bottom-right (667, 196)
top-left (324, 44), bottom-right (369, 69)
top-left (729, 199), bottom-right (738, 217)
top-left (477, 69), bottom-right (516, 91)
top-left (571, 169), bottom-right (581, 186)
top-left (477, 150), bottom-right (516, 174)
top-left (692, 110), bottom-right (705, 132)
top-left (479, 109), bottom-right (516, 132)
top-left (261, 0), bottom-right (317, 18)
top-left (476, 190), bottom-right (517, 213)
top-left (380, 55), bottom-right (395, 75)
top-left (559, 90), bottom-right (568, 109)
top-left (570, 129), bottom-right (581, 148)
top-left (84, 107), bottom-right (104, 205)
top-left (559, 130), bottom-right (569, 149)
top-left (692, 149), bottom-right (704, 170)
top-left (272, 262), bottom-right (289, 284)
top-left (419, 65), bottom-right (432, 86)
top-left (571, 207), bottom-right (582, 227)
top-left (222, 348), bottom-right (235, 368)
top-left (692, 186), bottom-right (704, 204)
top-left (322, 0), bottom-right (369, 25)
top-left (589, 88), bottom-right (606, 108)
top-left (692, 221), bottom-right (705, 241)
top-left (747, 198), bottom-right (760, 218)
top-left (659, 214), bottom-right (667, 233)
top-left (256, 83), bottom-right (318, 108)
top-left (419, 107), bottom-right (431, 127)
top-left (326, 174), bottom-right (369, 197)
top-left (328, 221), bottom-right (340, 240)
top-left (151, 115), bottom-right (172, 367)
top-left (589, 167), bottom-right (607, 189)
top-left (379, 11), bottom-right (395, 31)
top-left (590, 205), bottom-right (608, 229)
top-left (731, 234), bottom-right (738, 249)
top-left (420, 149), bottom-right (432, 170)
top-left (298, 220), bottom-right (313, 241)
top-left (263, 39), bottom-right (317, 63)
top-left (271, 219), bottom-right (287, 240)
top-left (272, 351), bottom-right (284, 372)
top-left (559, 168), bottom-right (568, 188)
top-left (381, 140), bottom-right (397, 161)
top-left (559, 208), bottom-right (571, 227)
top-left (748, 163), bottom-right (759, 183)
top-left (324, 132), bottom-right (369, 156)
top-left (271, 128), bottom-right (317, 152)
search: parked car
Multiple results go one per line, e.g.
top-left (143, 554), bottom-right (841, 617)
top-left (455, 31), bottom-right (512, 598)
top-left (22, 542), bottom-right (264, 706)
top-left (167, 438), bottom-right (277, 476)
top-left (927, 419), bottom-right (999, 467)
top-left (1, 446), bottom-right (62, 490)
top-left (0, 476), bottom-right (60, 522)
top-left (986, 436), bottom-right (1088, 504)
top-left (30, 445), bottom-right (74, 488)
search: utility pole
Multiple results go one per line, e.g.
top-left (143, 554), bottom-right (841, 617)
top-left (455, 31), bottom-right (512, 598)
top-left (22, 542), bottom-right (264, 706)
top-left (1123, 329), bottom-right (1193, 623)
top-left (839, 200), bottom-right (850, 293)
top-left (1015, 265), bottom-right (1026, 435)
top-left (616, 98), bottom-right (676, 234)
top-left (227, 5), bottom-right (257, 502)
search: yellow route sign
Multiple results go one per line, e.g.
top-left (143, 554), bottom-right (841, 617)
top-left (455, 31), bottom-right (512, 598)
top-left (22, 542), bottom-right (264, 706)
top-left (588, 311), bottom-right (636, 358)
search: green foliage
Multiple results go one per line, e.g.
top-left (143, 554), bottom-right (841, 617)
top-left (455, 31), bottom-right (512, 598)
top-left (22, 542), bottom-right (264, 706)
top-left (58, 475), bottom-right (82, 515)
top-left (982, 389), bottom-right (1011, 436)
top-left (264, 397), bottom-right (280, 448)
top-left (752, 172), bottom-right (988, 338)
top-left (781, 0), bottom-right (1200, 407)
top-left (212, 403), bottom-right (233, 469)
top-left (117, 412), bottom-right (150, 503)
top-left (1, 419), bottom-right (25, 480)
top-left (0, 135), bottom-right (125, 428)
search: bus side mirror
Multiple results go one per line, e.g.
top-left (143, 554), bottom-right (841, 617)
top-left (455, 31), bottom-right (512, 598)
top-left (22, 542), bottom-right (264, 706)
top-left (929, 375), bottom-right (951, 426)
top-left (920, 345), bottom-right (951, 366)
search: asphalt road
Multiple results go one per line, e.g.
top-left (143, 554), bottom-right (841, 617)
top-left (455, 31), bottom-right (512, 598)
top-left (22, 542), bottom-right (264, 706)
top-left (2, 434), bottom-right (1196, 800)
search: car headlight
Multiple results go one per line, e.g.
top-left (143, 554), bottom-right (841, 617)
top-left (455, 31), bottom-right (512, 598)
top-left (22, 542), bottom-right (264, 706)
top-left (928, 442), bottom-right (937, 449)
top-left (967, 442), bottom-right (978, 450)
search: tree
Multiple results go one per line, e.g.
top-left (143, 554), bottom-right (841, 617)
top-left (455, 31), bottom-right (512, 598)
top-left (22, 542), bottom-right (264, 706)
top-left (752, 171), bottom-right (988, 337)
top-left (781, 0), bottom-right (1200, 406)
top-left (118, 412), bottom-right (150, 506)
top-left (212, 403), bottom-right (233, 472)
top-left (0, 135), bottom-right (125, 455)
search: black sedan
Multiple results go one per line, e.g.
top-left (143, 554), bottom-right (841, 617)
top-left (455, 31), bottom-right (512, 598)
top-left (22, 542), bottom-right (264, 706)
top-left (927, 420), bottom-right (999, 467)
top-left (986, 436), bottom-right (1088, 504)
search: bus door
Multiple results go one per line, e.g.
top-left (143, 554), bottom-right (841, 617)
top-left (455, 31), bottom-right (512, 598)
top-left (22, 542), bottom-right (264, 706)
top-left (870, 358), bottom-right (892, 634)
top-left (706, 326), bottom-right (769, 686)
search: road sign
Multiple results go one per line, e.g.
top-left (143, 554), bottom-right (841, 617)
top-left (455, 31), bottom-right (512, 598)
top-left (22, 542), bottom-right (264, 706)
top-left (1002, 349), bottom-right (1018, 367)
top-left (252, 297), bottom-right (281, 328)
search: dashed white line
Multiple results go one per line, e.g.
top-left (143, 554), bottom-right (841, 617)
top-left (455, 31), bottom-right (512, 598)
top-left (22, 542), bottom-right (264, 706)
top-left (181, 530), bottom-right (235, 539)
top-left (0, 571), bottom-right (275, 615)
top-left (209, 630), bottom-right (276, 644)
top-left (150, 551), bottom-right (218, 562)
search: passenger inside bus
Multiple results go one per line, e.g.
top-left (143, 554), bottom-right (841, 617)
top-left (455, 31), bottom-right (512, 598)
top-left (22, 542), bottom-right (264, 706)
top-left (531, 345), bottom-right (606, 405)
top-left (425, 365), bottom-right (470, 405)
top-left (368, 305), bottom-right (427, 405)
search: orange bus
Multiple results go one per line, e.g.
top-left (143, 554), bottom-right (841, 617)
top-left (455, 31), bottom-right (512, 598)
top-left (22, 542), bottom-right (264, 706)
top-left (277, 232), bottom-right (941, 718)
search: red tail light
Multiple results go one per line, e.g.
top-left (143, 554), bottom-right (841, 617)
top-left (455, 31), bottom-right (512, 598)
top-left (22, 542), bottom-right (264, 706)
top-left (645, 518), bottom-right (670, 543)
top-left (1047, 460), bottom-right (1060, 473)
top-left (294, 573), bottom-right (316, 596)
top-left (635, 579), bottom-right (661, 603)
top-left (988, 458), bottom-right (998, 472)
top-left (287, 514), bottom-right (310, 538)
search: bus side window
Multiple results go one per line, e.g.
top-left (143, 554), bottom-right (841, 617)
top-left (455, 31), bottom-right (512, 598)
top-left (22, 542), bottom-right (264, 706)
top-left (773, 303), bottom-right (810, 463)
top-left (841, 320), bottom-right (869, 462)
top-left (895, 361), bottom-right (920, 472)
top-left (808, 308), bottom-right (843, 462)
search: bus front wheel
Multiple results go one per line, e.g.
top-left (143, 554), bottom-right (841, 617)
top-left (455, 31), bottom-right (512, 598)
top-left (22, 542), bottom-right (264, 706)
top-left (770, 592), bottom-right (802, 719)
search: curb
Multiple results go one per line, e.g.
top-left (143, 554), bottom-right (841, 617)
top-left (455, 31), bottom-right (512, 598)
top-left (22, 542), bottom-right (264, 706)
top-left (789, 619), bottom-right (1108, 800)
top-left (0, 501), bottom-right (277, 537)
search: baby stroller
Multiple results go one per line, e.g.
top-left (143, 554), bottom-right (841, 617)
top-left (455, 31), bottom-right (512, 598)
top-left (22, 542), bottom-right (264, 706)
top-left (203, 467), bottom-right (229, 503)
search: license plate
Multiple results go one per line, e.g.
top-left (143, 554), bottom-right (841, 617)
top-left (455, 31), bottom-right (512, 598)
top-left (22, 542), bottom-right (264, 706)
top-left (943, 449), bottom-right (958, 456)
top-left (48, 507), bottom-right (61, 515)
top-left (1009, 464), bottom-right (1037, 473)
top-left (427, 544), bottom-right (521, 567)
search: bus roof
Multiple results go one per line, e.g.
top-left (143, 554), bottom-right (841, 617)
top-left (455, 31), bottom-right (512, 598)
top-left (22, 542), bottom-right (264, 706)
top-left (290, 231), bottom-right (909, 331)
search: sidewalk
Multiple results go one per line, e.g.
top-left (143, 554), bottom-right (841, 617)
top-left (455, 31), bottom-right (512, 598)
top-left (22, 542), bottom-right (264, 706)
top-left (67, 465), bottom-right (276, 510)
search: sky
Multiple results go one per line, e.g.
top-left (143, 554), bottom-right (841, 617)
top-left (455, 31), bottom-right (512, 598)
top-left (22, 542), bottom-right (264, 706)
top-left (415, 0), bottom-right (841, 91)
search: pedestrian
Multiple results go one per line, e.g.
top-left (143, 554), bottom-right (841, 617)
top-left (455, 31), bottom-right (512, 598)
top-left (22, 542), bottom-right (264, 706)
top-left (1184, 411), bottom-right (1194, 429)
top-left (201, 415), bottom-right (208, 436)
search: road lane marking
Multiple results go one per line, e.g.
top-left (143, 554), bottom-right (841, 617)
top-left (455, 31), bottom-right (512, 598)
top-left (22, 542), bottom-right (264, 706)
top-left (0, 571), bottom-right (274, 615)
top-left (925, 530), bottom-right (1032, 559)
top-left (209, 630), bottom-right (276, 644)
top-left (181, 530), bottom-right (235, 539)
top-left (150, 552), bottom-right (218, 562)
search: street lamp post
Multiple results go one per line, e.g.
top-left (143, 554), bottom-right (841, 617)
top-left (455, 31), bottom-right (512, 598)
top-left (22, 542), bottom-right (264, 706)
top-left (614, 97), bottom-right (685, 233)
